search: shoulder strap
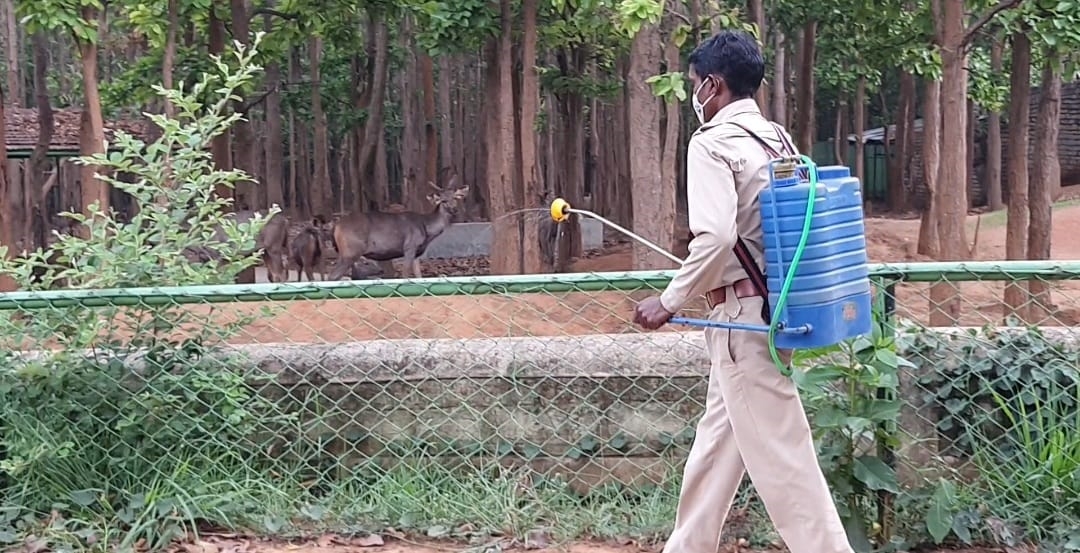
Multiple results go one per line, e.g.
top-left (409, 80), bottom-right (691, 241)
top-left (719, 120), bottom-right (803, 324)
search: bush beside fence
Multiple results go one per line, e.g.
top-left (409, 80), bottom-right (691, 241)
top-left (0, 262), bottom-right (1078, 552)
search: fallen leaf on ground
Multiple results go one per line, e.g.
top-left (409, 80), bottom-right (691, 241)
top-left (181, 540), bottom-right (220, 553)
top-left (350, 534), bottom-right (385, 547)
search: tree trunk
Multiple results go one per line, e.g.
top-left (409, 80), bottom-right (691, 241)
top-left (29, 32), bottom-right (52, 253)
top-left (628, 24), bottom-right (675, 270)
top-left (263, 5), bottom-right (285, 210)
top-left (985, 33), bottom-right (1004, 211)
top-left (4, 0), bottom-right (19, 106)
top-left (163, 0), bottom-right (177, 118)
top-left (928, 0), bottom-right (970, 326)
top-left (1027, 50), bottom-right (1060, 321)
top-left (229, 0), bottom-right (257, 207)
top-left (519, 0), bottom-right (543, 274)
top-left (356, 18), bottom-right (389, 202)
top-left (747, 0), bottom-right (768, 117)
top-left (794, 21), bottom-right (817, 153)
top-left (661, 16), bottom-right (682, 255)
top-left (419, 50), bottom-right (439, 188)
top-left (487, 0), bottom-right (521, 275)
top-left (76, 5), bottom-right (108, 235)
top-left (309, 35), bottom-right (330, 217)
top-left (208, 3), bottom-right (233, 199)
top-left (917, 78), bottom-right (941, 257)
top-left (889, 70), bottom-right (915, 211)
top-left (399, 17), bottom-right (423, 209)
top-left (1003, 30), bottom-right (1030, 319)
top-left (438, 56), bottom-right (454, 172)
top-left (833, 100), bottom-right (845, 164)
top-left (853, 75), bottom-right (866, 187)
top-left (771, 30), bottom-right (787, 127)
top-left (0, 78), bottom-right (14, 292)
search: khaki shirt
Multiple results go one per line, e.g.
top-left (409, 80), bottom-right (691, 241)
top-left (659, 98), bottom-right (800, 314)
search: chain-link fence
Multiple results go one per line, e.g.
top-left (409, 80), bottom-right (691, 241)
top-left (0, 261), bottom-right (1077, 550)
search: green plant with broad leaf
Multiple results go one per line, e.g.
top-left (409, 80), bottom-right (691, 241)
top-left (790, 309), bottom-right (913, 552)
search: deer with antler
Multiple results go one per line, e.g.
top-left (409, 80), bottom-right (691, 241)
top-left (327, 173), bottom-right (469, 280)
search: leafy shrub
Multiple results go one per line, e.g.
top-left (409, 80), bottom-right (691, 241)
top-left (906, 324), bottom-right (1080, 458)
top-left (790, 310), bottom-right (913, 552)
top-left (0, 33), bottom-right (296, 551)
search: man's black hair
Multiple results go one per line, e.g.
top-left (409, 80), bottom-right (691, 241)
top-left (688, 30), bottom-right (765, 99)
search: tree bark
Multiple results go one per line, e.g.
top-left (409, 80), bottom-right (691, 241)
top-left (486, 0), bottom-right (521, 275)
top-left (208, 2), bottom-right (233, 199)
top-left (355, 16), bottom-right (389, 206)
top-left (28, 32), bottom-right (52, 253)
top-left (917, 79), bottom-right (941, 257)
top-left (748, 0), bottom-right (768, 117)
top-left (76, 5), bottom-right (108, 235)
top-left (928, 0), bottom-right (970, 326)
top-left (794, 21), bottom-right (817, 153)
top-left (0, 78), bottom-right (14, 292)
top-left (889, 70), bottom-right (915, 211)
top-left (262, 6), bottom-right (284, 210)
top-left (628, 24), bottom-right (675, 270)
top-left (771, 30), bottom-right (787, 127)
top-left (309, 35), bottom-right (330, 217)
top-left (853, 75), bottom-right (866, 187)
top-left (438, 56), bottom-right (454, 172)
top-left (4, 0), bottom-right (19, 106)
top-left (1027, 50), bottom-right (1060, 320)
top-left (519, 0), bottom-right (543, 273)
top-left (230, 0), bottom-right (257, 207)
top-left (419, 50), bottom-right (438, 188)
top-left (985, 33), bottom-right (1004, 211)
top-left (163, 0), bottom-right (177, 118)
top-left (1003, 30), bottom-right (1030, 319)
top-left (661, 14), bottom-right (682, 255)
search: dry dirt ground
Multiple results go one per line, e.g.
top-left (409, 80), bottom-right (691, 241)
top-left (219, 199), bottom-right (1080, 345)
top-left (166, 533), bottom-right (1020, 553)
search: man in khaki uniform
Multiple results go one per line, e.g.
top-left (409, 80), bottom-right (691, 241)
top-left (632, 30), bottom-right (854, 553)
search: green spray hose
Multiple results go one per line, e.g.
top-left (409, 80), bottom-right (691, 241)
top-left (766, 155), bottom-right (819, 376)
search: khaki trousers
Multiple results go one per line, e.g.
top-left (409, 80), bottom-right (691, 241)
top-left (662, 294), bottom-right (853, 553)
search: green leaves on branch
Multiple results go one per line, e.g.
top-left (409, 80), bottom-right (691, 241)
top-left (15, 0), bottom-right (102, 43)
top-left (615, 0), bottom-right (661, 38)
top-left (645, 72), bottom-right (687, 103)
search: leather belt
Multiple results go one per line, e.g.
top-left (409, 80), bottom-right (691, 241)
top-left (705, 278), bottom-right (763, 309)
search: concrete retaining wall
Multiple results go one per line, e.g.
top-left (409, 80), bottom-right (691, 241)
top-left (22, 325), bottom-right (1078, 492)
top-left (419, 219), bottom-right (605, 260)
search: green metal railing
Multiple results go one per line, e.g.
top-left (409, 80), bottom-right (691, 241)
top-left (0, 260), bottom-right (1077, 550)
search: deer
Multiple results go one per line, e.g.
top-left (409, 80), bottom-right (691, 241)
top-left (184, 209), bottom-right (290, 283)
top-left (327, 175), bottom-right (469, 281)
top-left (289, 221), bottom-right (326, 281)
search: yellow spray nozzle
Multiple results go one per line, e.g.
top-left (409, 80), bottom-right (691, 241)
top-left (550, 198), bottom-right (571, 223)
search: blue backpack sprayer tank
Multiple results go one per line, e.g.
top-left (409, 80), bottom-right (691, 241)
top-left (548, 154), bottom-right (874, 374)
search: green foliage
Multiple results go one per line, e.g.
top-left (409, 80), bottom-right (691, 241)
top-left (645, 72), bottom-right (687, 103)
top-left (966, 368), bottom-right (1080, 547)
top-left (15, 0), bottom-right (102, 43)
top-left (906, 324), bottom-right (1080, 458)
top-left (0, 34), bottom-right (293, 550)
top-left (614, 0), bottom-right (662, 38)
top-left (791, 310), bottom-right (913, 552)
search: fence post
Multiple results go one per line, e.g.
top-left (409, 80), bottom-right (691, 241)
top-left (873, 276), bottom-right (898, 540)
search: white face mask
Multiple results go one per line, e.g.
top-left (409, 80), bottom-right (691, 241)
top-left (692, 78), bottom-right (716, 125)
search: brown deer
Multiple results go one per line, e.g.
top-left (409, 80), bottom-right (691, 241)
top-left (289, 222), bottom-right (325, 281)
top-left (185, 209), bottom-right (289, 283)
top-left (327, 175), bottom-right (468, 280)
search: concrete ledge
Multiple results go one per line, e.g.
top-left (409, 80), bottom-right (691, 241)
top-left (419, 220), bottom-right (604, 259)
top-left (12, 325), bottom-right (1077, 492)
